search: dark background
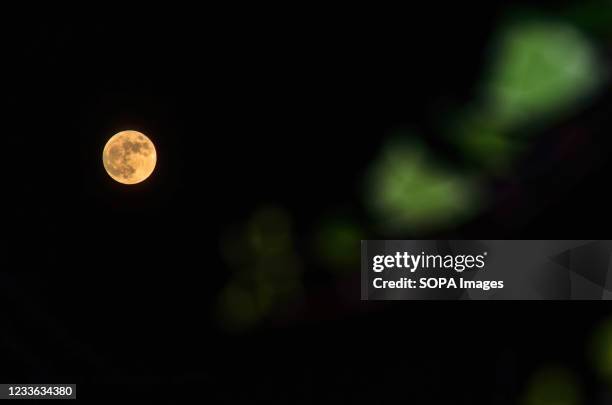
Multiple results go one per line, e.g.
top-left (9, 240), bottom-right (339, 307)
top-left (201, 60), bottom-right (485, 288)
top-left (3, 3), bottom-right (612, 403)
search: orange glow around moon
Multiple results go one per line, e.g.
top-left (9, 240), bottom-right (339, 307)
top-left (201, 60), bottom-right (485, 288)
top-left (102, 130), bottom-right (157, 185)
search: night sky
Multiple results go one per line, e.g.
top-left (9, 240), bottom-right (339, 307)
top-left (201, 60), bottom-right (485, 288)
top-left (3, 5), bottom-right (612, 402)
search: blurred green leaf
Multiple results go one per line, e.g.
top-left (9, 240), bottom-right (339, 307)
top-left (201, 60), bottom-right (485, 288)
top-left (314, 218), bottom-right (364, 272)
top-left (486, 20), bottom-right (602, 130)
top-left (365, 138), bottom-right (482, 233)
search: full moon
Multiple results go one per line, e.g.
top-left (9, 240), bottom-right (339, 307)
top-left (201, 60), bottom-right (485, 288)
top-left (103, 130), bottom-right (157, 185)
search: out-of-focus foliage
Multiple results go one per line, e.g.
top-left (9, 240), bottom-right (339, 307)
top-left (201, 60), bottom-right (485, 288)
top-left (447, 107), bottom-right (523, 173)
top-left (365, 138), bottom-right (482, 233)
top-left (313, 217), bottom-right (364, 272)
top-left (447, 17), bottom-right (605, 174)
top-left (365, 18), bottom-right (605, 236)
top-left (522, 367), bottom-right (582, 405)
top-left (218, 206), bottom-right (302, 331)
top-left (589, 317), bottom-right (612, 383)
top-left (217, 4), bottom-right (611, 332)
top-left (485, 20), bottom-right (603, 131)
